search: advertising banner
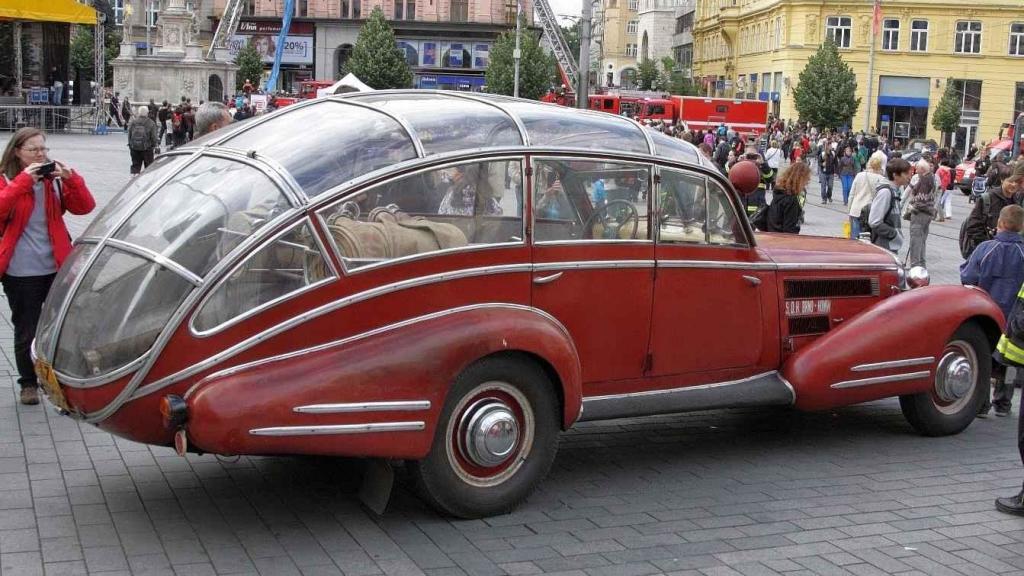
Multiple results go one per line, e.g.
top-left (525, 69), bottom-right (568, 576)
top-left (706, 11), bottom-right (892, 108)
top-left (228, 34), bottom-right (314, 65)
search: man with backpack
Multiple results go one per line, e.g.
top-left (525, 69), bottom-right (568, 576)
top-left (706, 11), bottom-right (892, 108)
top-left (962, 163), bottom-right (1023, 259)
top-left (126, 105), bottom-right (159, 175)
top-left (867, 158), bottom-right (913, 253)
top-left (714, 137), bottom-right (730, 174)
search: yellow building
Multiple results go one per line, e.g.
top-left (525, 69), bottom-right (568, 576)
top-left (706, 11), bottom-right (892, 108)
top-left (693, 0), bottom-right (1024, 154)
top-left (598, 0), bottom-right (642, 87)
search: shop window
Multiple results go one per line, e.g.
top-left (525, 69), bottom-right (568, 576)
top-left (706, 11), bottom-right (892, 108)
top-left (1010, 23), bottom-right (1024, 56)
top-left (825, 16), bottom-right (851, 48)
top-left (882, 19), bottom-right (899, 51)
top-left (955, 21), bottom-right (982, 54)
top-left (627, 20), bottom-right (638, 34)
top-left (910, 19), bottom-right (928, 52)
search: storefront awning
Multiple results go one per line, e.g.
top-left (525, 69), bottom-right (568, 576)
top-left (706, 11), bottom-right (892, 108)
top-left (0, 0), bottom-right (96, 24)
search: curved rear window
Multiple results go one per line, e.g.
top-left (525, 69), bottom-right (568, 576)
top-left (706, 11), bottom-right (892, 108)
top-left (353, 94), bottom-right (522, 155)
top-left (647, 130), bottom-right (700, 164)
top-left (35, 244), bottom-right (95, 362)
top-left (500, 101), bottom-right (649, 153)
top-left (220, 101), bottom-right (418, 196)
top-left (54, 247), bottom-right (194, 378)
top-left (81, 155), bottom-right (188, 239)
top-left (111, 157), bottom-right (290, 277)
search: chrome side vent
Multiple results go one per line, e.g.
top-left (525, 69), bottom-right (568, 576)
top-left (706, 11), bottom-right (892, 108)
top-left (784, 278), bottom-right (879, 299)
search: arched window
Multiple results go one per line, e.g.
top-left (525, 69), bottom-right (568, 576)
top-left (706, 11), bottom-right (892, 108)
top-left (335, 44), bottom-right (354, 77)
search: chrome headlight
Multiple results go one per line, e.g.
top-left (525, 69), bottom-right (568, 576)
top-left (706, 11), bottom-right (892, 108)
top-left (907, 266), bottom-right (930, 289)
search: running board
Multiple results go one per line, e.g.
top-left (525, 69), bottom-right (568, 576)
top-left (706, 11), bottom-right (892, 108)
top-left (579, 371), bottom-right (795, 422)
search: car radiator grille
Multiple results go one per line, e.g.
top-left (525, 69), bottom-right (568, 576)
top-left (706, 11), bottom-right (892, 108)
top-left (784, 278), bottom-right (879, 299)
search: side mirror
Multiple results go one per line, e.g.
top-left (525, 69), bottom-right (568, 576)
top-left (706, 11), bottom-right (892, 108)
top-left (728, 160), bottom-right (760, 196)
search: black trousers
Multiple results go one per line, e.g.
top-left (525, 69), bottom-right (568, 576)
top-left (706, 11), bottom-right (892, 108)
top-left (1, 274), bottom-right (55, 389)
top-left (130, 148), bottom-right (155, 174)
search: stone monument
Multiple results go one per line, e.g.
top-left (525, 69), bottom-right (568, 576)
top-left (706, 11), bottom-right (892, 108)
top-left (112, 0), bottom-right (237, 105)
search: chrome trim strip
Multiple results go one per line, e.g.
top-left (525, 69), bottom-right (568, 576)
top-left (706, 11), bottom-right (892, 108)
top-left (830, 371), bottom-right (931, 390)
top-left (250, 421), bottom-right (425, 436)
top-left (189, 217), bottom-right (340, 337)
top-left (535, 239), bottom-right (654, 246)
top-left (104, 239), bottom-right (204, 286)
top-left (338, 242), bottom-right (525, 276)
top-left (47, 150), bottom-right (206, 363)
top-left (331, 99), bottom-right (426, 158)
top-left (658, 260), bottom-right (776, 270)
top-left (774, 263), bottom-right (899, 271)
top-left (851, 357), bottom-right (935, 372)
top-left (584, 371), bottom-right (782, 402)
top-left (55, 353), bottom-right (149, 389)
top-left (533, 260), bottom-right (655, 271)
top-left (580, 371), bottom-right (795, 422)
top-left (293, 401), bottom-right (431, 414)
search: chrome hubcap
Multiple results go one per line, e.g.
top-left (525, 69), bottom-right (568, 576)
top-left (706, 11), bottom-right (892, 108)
top-left (935, 350), bottom-right (974, 403)
top-left (461, 400), bottom-right (519, 467)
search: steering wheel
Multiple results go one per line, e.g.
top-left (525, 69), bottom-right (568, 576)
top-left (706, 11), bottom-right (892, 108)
top-left (583, 199), bottom-right (640, 240)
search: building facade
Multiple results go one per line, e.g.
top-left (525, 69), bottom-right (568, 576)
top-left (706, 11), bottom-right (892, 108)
top-left (596, 0), bottom-right (639, 87)
top-left (636, 0), bottom-right (687, 64)
top-left (694, 0), bottom-right (1024, 153)
top-left (671, 1), bottom-right (694, 79)
top-left (211, 0), bottom-right (530, 92)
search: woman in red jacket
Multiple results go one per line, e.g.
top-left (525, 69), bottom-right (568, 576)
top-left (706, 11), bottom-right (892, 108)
top-left (0, 128), bottom-right (95, 404)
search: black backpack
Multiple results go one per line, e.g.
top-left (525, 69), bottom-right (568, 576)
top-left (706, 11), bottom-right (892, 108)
top-left (960, 193), bottom-right (993, 259)
top-left (860, 183), bottom-right (896, 241)
top-left (128, 121), bottom-right (150, 151)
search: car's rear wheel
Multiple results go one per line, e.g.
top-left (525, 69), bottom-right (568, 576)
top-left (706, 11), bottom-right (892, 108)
top-left (899, 323), bottom-right (989, 436)
top-left (410, 356), bottom-right (560, 518)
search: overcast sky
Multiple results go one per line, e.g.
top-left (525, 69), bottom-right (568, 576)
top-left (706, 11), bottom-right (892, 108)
top-left (544, 0), bottom-right (583, 23)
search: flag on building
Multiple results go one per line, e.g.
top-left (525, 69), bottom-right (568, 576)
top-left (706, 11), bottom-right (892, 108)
top-left (872, 0), bottom-right (882, 35)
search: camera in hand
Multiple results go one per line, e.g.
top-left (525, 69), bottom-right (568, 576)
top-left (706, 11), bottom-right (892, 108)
top-left (37, 161), bottom-right (57, 178)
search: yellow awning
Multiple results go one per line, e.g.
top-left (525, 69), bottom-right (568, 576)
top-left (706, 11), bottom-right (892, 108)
top-left (0, 0), bottom-right (96, 25)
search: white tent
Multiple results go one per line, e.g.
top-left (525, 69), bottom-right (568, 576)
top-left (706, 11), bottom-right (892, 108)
top-left (317, 74), bottom-right (374, 98)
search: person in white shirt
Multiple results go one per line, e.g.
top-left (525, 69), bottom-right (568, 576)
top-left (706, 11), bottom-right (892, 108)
top-left (847, 152), bottom-right (887, 239)
top-left (764, 141), bottom-right (783, 191)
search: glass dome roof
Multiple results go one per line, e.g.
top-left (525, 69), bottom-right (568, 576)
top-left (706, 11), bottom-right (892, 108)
top-left (202, 91), bottom-right (701, 197)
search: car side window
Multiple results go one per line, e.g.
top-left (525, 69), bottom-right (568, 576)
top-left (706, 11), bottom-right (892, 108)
top-left (659, 168), bottom-right (744, 246)
top-left (318, 159), bottom-right (524, 271)
top-left (193, 220), bottom-right (334, 333)
top-left (533, 159), bottom-right (650, 242)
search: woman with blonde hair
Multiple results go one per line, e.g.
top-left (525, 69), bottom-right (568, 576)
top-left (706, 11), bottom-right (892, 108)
top-left (847, 151), bottom-right (887, 239)
top-left (0, 128), bottom-right (95, 404)
top-left (765, 161), bottom-right (811, 234)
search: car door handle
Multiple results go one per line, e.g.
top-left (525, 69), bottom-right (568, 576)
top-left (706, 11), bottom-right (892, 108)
top-left (533, 272), bottom-right (563, 285)
top-left (742, 275), bottom-right (761, 287)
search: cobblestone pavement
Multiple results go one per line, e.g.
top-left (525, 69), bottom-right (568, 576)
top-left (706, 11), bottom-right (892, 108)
top-left (0, 134), bottom-right (1023, 576)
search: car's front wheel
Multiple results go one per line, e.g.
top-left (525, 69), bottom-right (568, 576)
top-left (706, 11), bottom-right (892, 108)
top-left (899, 323), bottom-right (989, 436)
top-left (410, 356), bottom-right (560, 518)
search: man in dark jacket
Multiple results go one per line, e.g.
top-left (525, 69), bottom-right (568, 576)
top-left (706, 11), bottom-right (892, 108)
top-left (962, 204), bottom-right (1024, 418)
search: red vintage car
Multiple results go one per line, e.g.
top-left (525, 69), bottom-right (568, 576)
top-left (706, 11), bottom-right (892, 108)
top-left (32, 91), bottom-right (1003, 518)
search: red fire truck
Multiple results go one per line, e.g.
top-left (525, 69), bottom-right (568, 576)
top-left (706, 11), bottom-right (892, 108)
top-left (273, 80), bottom-right (336, 107)
top-left (586, 94), bottom-right (769, 139)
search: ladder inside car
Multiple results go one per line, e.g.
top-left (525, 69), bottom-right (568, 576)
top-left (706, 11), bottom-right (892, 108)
top-left (208, 0), bottom-right (246, 60)
top-left (534, 0), bottom-right (579, 93)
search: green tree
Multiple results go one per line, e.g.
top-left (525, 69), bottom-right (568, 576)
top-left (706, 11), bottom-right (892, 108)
top-left (235, 42), bottom-right (264, 91)
top-left (792, 39), bottom-right (860, 130)
top-left (485, 17), bottom-right (555, 100)
top-left (346, 8), bottom-right (413, 89)
top-left (560, 22), bottom-right (580, 61)
top-left (66, 25), bottom-right (121, 89)
top-left (637, 58), bottom-right (660, 90)
top-left (931, 79), bottom-right (961, 147)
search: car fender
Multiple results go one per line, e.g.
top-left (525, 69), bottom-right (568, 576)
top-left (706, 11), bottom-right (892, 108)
top-left (783, 285), bottom-right (1004, 411)
top-left (185, 304), bottom-right (582, 458)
